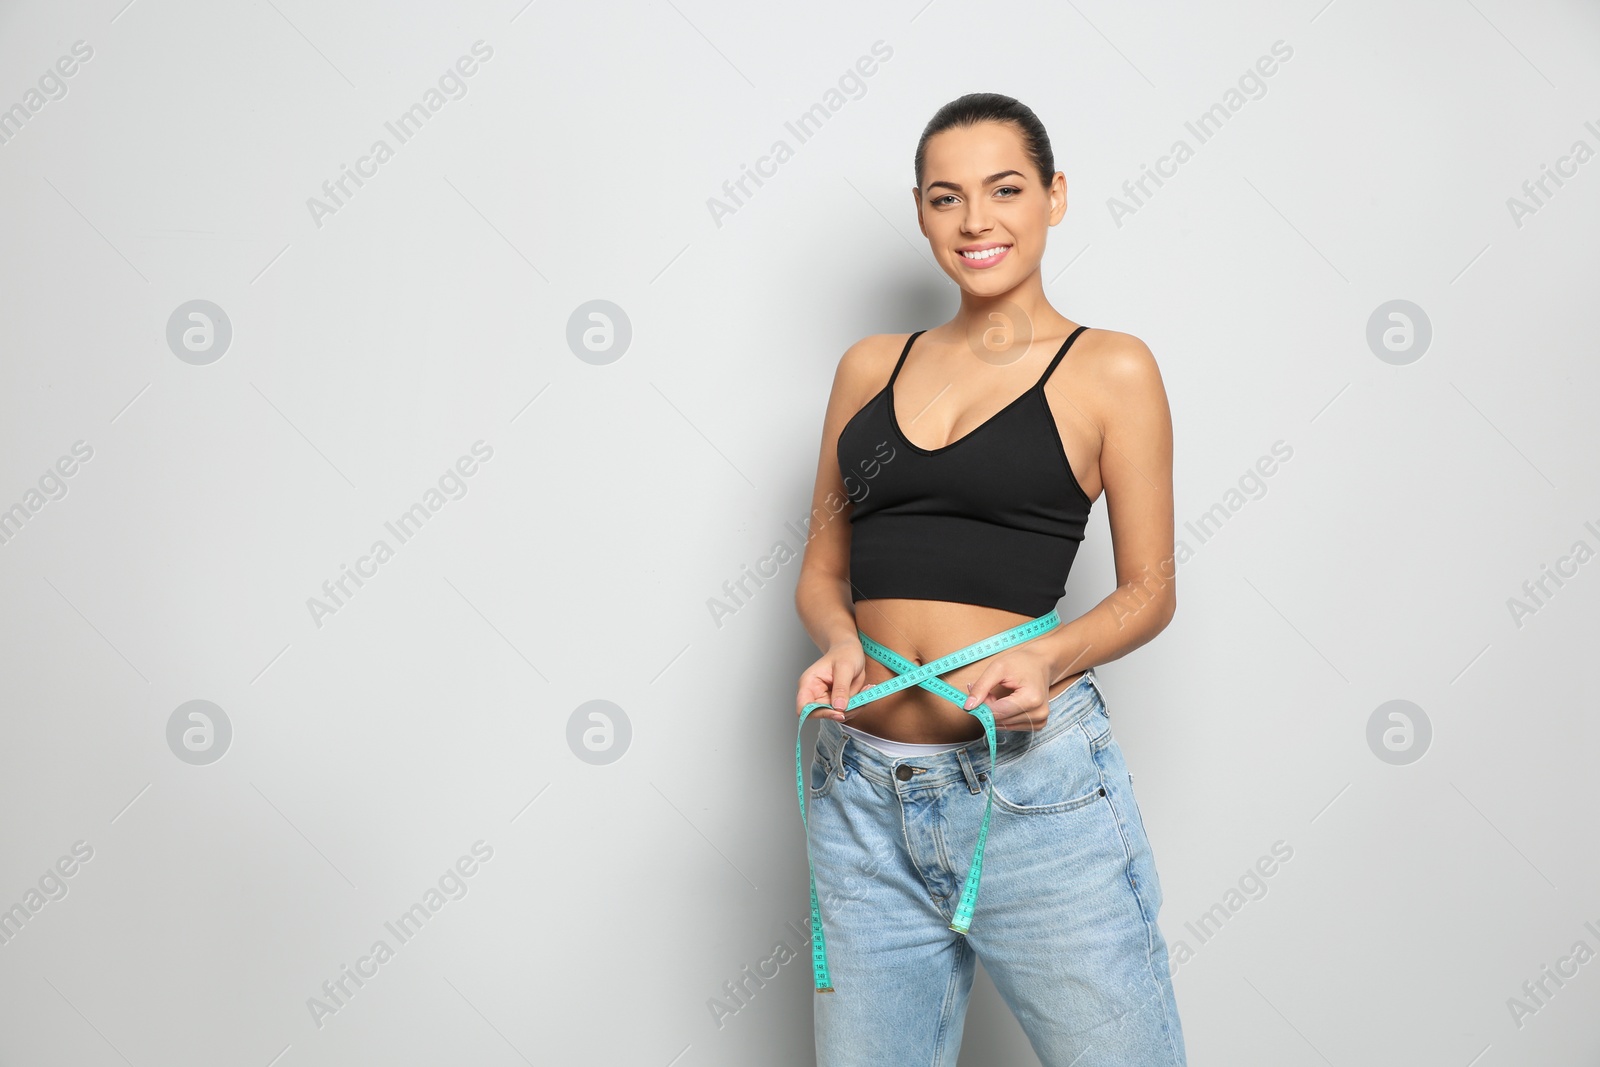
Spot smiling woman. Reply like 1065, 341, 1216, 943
791, 92, 1188, 1066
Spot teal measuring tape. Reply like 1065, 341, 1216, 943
795, 608, 1061, 993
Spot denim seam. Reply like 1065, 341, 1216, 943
1097, 750, 1184, 1066
930, 808, 957, 897
897, 793, 949, 916
1087, 677, 1183, 1064
1096, 751, 1147, 921
931, 933, 969, 1067
989, 782, 1104, 817
1086, 707, 1114, 752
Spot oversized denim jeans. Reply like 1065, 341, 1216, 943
806, 668, 1187, 1066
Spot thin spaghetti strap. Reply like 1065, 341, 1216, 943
1032, 324, 1090, 390
887, 330, 924, 387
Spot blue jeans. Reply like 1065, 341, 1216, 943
806, 668, 1187, 1066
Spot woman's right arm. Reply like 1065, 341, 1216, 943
793, 336, 884, 719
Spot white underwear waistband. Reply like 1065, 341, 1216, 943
839, 722, 972, 759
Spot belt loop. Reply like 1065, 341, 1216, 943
1085, 667, 1108, 715
955, 746, 983, 795
814, 722, 836, 778
823, 724, 844, 779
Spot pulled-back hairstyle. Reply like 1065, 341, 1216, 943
914, 92, 1055, 191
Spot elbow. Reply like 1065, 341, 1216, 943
793, 562, 833, 612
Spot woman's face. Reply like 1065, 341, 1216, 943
913, 120, 1065, 296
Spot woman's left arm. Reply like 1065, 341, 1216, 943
963, 331, 1176, 726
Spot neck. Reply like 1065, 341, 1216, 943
951, 273, 1072, 355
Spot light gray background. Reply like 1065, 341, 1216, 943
2, 0, 1597, 1064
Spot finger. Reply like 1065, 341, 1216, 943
962, 662, 1008, 711
994, 697, 1049, 732
797, 672, 830, 716
830, 674, 850, 712
983, 691, 1019, 725
964, 666, 1047, 731
798, 667, 845, 721
984, 691, 1028, 729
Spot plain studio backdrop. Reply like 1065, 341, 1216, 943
1, 0, 1598, 1064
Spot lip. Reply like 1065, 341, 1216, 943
957, 243, 1011, 269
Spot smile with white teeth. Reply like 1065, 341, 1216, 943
960, 245, 1010, 260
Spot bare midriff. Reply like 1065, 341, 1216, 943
847, 597, 1085, 744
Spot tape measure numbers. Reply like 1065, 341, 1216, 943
795, 608, 1062, 993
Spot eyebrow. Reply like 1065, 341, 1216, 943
924, 169, 1026, 193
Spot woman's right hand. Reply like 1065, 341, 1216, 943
796, 640, 866, 721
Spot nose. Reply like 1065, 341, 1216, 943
960, 198, 992, 235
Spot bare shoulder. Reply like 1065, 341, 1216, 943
831, 331, 909, 405
1074, 328, 1168, 422
1077, 327, 1163, 383
836, 331, 907, 378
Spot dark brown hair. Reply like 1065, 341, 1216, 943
914, 92, 1055, 190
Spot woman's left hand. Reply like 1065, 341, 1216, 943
960, 646, 1057, 731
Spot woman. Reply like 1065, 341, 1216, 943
793, 93, 1188, 1066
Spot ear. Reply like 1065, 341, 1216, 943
1048, 172, 1068, 226
911, 186, 927, 238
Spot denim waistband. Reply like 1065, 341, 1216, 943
815, 667, 1106, 795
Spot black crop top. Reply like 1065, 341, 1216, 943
835, 326, 1094, 617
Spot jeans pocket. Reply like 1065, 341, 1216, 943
987, 728, 1105, 815
808, 741, 839, 801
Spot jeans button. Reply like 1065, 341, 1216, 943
894, 764, 914, 781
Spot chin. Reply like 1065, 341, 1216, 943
954, 269, 1015, 293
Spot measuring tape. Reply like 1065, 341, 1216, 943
795, 608, 1062, 993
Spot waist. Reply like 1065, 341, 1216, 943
818, 668, 1104, 787
845, 597, 1078, 743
